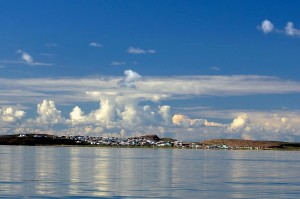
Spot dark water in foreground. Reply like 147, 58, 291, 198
0, 146, 300, 198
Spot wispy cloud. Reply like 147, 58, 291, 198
89, 42, 103, 48
111, 61, 126, 66
0, 60, 25, 65
147, 49, 156, 54
210, 66, 221, 72
127, 46, 156, 54
0, 73, 299, 106
45, 43, 58, 47
40, 53, 56, 57
16, 50, 52, 66
258, 19, 300, 37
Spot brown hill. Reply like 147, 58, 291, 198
201, 139, 286, 148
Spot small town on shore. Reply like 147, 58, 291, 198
1, 133, 300, 150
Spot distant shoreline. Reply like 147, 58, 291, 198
1, 133, 300, 150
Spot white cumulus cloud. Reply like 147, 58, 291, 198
36, 100, 63, 124
1, 96, 300, 142
259, 19, 300, 37
117, 69, 141, 88
229, 114, 248, 131
259, 19, 274, 34
0, 107, 25, 122
285, 22, 300, 36
224, 111, 300, 141
70, 106, 85, 124
159, 106, 171, 124
91, 97, 118, 124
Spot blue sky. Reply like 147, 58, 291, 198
1, 0, 300, 141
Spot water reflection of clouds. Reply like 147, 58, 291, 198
35, 147, 53, 195
224, 151, 298, 198
0, 147, 23, 195
1, 147, 300, 198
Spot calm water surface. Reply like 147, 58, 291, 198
0, 146, 300, 198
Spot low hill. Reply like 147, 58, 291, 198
201, 139, 300, 149
0, 134, 76, 145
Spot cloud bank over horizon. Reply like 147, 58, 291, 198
2, 98, 300, 142
0, 70, 300, 141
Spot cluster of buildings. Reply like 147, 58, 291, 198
65, 135, 218, 148
66, 135, 265, 149
15, 133, 271, 150
202, 144, 261, 150
65, 134, 177, 147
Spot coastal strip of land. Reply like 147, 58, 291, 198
0, 134, 300, 150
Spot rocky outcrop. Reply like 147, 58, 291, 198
134, 134, 161, 141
